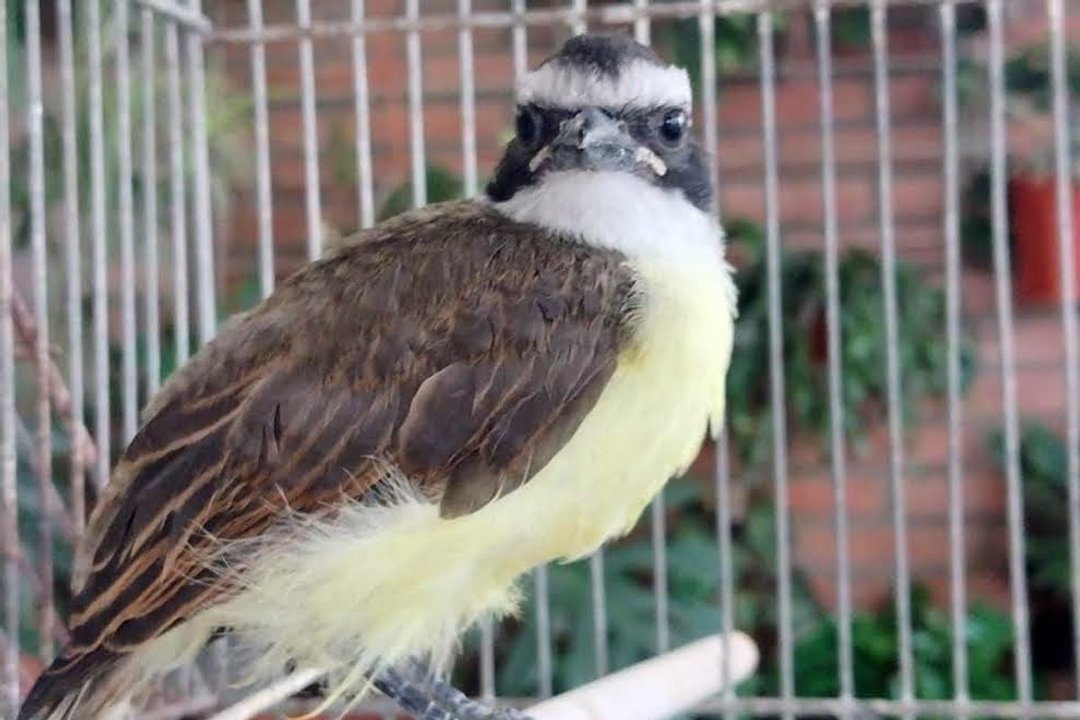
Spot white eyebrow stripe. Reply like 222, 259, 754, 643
516, 59, 692, 109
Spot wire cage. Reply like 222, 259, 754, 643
2, 0, 1080, 718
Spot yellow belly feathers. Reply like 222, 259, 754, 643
134, 256, 734, 707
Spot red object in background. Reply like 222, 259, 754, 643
1009, 175, 1080, 307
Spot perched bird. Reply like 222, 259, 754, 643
19, 32, 736, 720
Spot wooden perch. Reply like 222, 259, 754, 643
526, 632, 759, 720
204, 632, 759, 720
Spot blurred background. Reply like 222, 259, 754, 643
4, 0, 1080, 717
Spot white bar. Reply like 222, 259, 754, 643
406, 0, 427, 208
511, 0, 528, 83
633, 0, 651, 44
187, 0, 218, 346
351, 0, 375, 229
87, 0, 112, 487
870, 1, 914, 710
165, 20, 190, 366
939, 0, 970, 705
248, 0, 276, 297
26, 0, 55, 661
117, 0, 139, 442
986, 0, 1033, 703
1, 0, 19, 711
571, 0, 587, 34
1047, 0, 1080, 697
526, 633, 759, 720
459, 0, 478, 197
141, 8, 163, 397
57, 0, 86, 532
297, 0, 323, 259
814, 1, 854, 711
758, 12, 793, 719
590, 549, 608, 678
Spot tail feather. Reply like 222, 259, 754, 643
18, 654, 133, 720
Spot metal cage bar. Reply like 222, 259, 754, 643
5, 1, 1080, 718
0, 0, 16, 713
814, 3, 855, 716
987, 0, 1035, 704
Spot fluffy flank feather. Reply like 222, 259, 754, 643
190, 470, 523, 712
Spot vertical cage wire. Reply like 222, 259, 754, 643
296, 0, 322, 261
871, 1, 916, 714
757, 11, 795, 720
351, 0, 375, 231
165, 16, 191, 367
88, 0, 112, 491
141, 7, 163, 400
188, 0, 217, 345
247, 0, 275, 298
987, 0, 1035, 704
24, 0, 54, 663
9, 1, 1080, 718
0, 0, 16, 713
57, 0, 86, 536
117, 0, 140, 444
814, 3, 855, 716
406, 0, 428, 209
940, 0, 971, 708
1047, 0, 1080, 697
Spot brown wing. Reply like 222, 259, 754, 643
18, 201, 637, 719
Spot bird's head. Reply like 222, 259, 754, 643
486, 33, 710, 213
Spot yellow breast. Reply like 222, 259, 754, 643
153, 256, 735, 706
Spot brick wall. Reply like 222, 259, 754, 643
210, 1, 1078, 613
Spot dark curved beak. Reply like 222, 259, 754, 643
530, 107, 666, 176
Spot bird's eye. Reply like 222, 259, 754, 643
659, 109, 688, 145
516, 107, 542, 147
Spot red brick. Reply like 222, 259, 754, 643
908, 523, 953, 572
980, 313, 1068, 368
789, 468, 887, 522
892, 172, 943, 221
962, 270, 997, 316
718, 77, 872, 132
266, 55, 402, 98
720, 173, 876, 227
889, 74, 939, 121
967, 364, 1067, 418
793, 522, 840, 569
753, 124, 945, 173
716, 133, 763, 176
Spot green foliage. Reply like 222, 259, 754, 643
1000, 42, 1080, 115
473, 475, 1017, 715
659, 13, 790, 93
989, 423, 1074, 594
377, 166, 465, 222
957, 41, 1080, 178
6, 6, 250, 256
469, 481, 821, 699
779, 585, 1016, 714
959, 166, 1003, 272
986, 422, 1077, 673
725, 221, 977, 471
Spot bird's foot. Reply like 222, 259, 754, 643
375, 662, 533, 720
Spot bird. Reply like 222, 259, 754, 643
18, 32, 737, 720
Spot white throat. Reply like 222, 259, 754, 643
491, 170, 724, 267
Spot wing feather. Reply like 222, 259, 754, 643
19, 201, 638, 719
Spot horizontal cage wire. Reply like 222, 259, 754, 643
1, 0, 1080, 718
